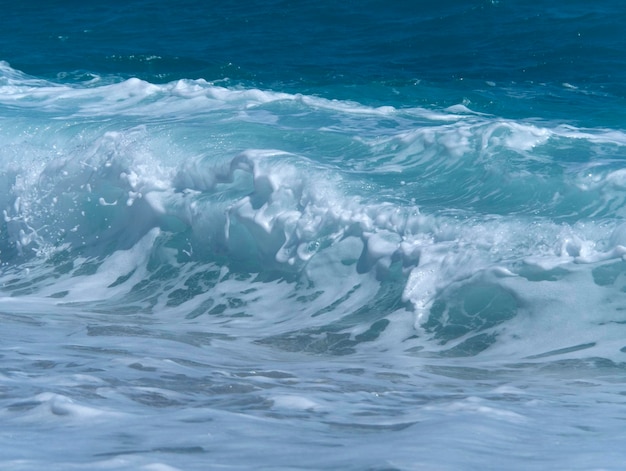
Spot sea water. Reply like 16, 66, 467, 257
2, 1, 626, 469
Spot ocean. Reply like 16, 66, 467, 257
2, 1, 626, 469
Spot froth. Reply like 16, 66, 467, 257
3, 62, 626, 359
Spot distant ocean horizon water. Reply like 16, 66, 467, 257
2, 2, 626, 470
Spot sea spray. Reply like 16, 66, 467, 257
2, 13, 626, 464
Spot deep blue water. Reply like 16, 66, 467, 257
4, 1, 626, 121
2, 2, 626, 470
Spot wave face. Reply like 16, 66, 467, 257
3, 62, 626, 359
2, 2, 626, 468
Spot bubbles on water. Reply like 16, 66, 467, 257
2, 62, 626, 362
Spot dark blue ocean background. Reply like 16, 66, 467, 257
2, 1, 626, 470
3, 0, 626, 122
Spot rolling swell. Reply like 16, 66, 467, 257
2, 63, 626, 359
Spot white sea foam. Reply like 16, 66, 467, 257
2, 2, 626, 464
2, 61, 626, 366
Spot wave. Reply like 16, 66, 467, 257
2, 62, 626, 360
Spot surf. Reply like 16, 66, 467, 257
2, 63, 626, 363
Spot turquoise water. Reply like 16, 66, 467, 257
2, 2, 626, 470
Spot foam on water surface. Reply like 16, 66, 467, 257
3, 62, 626, 356
3, 61, 626, 469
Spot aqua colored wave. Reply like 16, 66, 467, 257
2, 63, 626, 360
